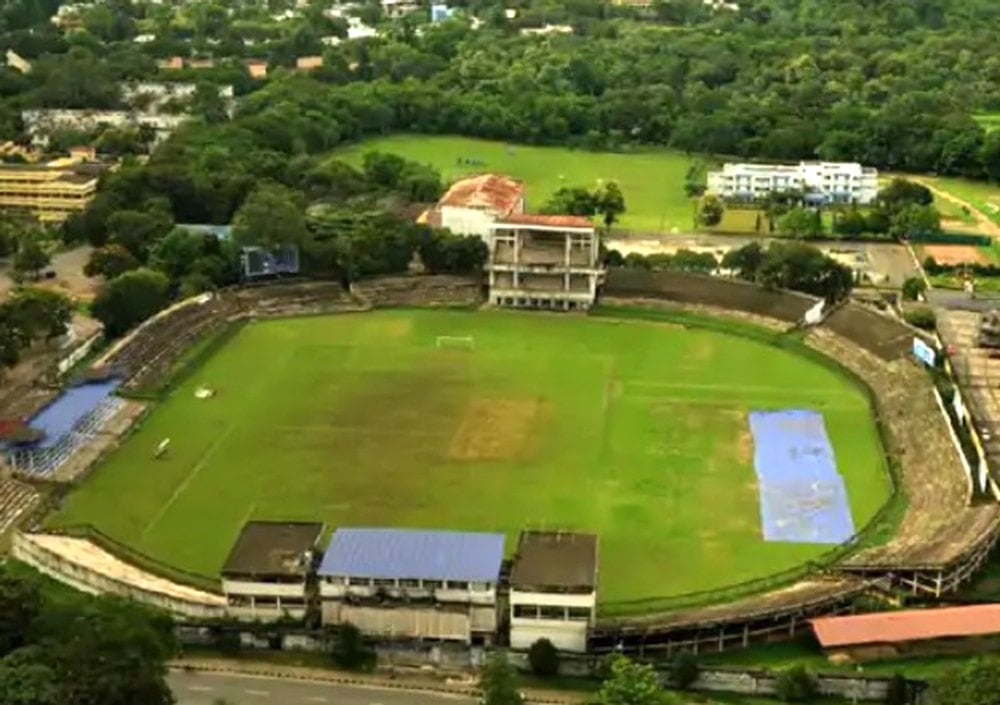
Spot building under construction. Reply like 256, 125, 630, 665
487, 214, 603, 311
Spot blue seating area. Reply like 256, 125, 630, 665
4, 379, 122, 477
20, 379, 120, 449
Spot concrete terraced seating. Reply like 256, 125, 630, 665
807, 327, 1000, 572
102, 296, 241, 392
821, 303, 913, 361
0, 478, 39, 535
232, 281, 356, 316
603, 269, 817, 323
354, 275, 483, 307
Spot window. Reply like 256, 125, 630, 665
399, 579, 421, 588
254, 597, 278, 606
326, 577, 345, 585
281, 597, 305, 606
374, 578, 396, 587
471, 582, 490, 592
423, 580, 443, 589
513, 604, 537, 619
540, 606, 565, 620
347, 577, 371, 587
568, 607, 591, 621
447, 581, 469, 590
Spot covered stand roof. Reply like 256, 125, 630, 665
318, 527, 505, 582
221, 521, 324, 579
811, 605, 1000, 648
510, 531, 598, 592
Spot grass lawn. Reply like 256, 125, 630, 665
51, 309, 888, 610
921, 175, 1000, 227
330, 135, 696, 233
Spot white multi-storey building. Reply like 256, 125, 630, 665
487, 214, 603, 311
318, 528, 505, 645
509, 531, 598, 653
707, 162, 879, 204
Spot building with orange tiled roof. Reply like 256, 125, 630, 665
434, 173, 525, 238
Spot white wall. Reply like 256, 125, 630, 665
440, 206, 498, 239
13, 533, 225, 620
322, 602, 475, 642
320, 577, 496, 605
510, 620, 588, 653
222, 578, 306, 599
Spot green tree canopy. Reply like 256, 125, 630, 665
91, 268, 170, 338
232, 181, 309, 249
481, 652, 522, 705
598, 656, 675, 705
85, 244, 140, 279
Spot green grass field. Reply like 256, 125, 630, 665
51, 309, 889, 609
921, 175, 1000, 227
331, 135, 696, 233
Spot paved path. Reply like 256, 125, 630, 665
170, 670, 477, 705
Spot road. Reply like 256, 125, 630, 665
169, 670, 477, 705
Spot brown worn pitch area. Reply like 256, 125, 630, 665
448, 398, 548, 460
921, 244, 990, 266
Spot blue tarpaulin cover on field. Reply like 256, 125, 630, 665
24, 379, 120, 449
748, 410, 855, 544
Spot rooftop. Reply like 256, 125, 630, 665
438, 174, 524, 215
221, 521, 323, 579
496, 213, 594, 229
317, 527, 505, 582
510, 531, 598, 591
811, 605, 1000, 648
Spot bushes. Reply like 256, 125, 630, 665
667, 652, 699, 690
527, 638, 559, 677
904, 307, 937, 330
774, 665, 818, 703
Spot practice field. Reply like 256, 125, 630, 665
331, 135, 696, 233
51, 309, 889, 609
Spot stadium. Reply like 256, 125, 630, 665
5, 269, 1000, 655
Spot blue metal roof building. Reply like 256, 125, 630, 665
318, 528, 505, 583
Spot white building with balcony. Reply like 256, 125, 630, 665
317, 528, 505, 645
509, 531, 598, 653
707, 161, 879, 204
220, 521, 323, 621
420, 173, 525, 239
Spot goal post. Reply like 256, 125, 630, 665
435, 335, 475, 350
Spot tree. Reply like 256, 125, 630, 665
84, 245, 139, 279
417, 229, 488, 274
721, 241, 765, 280
668, 652, 699, 690
684, 160, 708, 197
0, 575, 41, 657
8, 288, 72, 341
0, 649, 60, 705
527, 638, 559, 678
696, 195, 724, 227
232, 182, 309, 249
669, 249, 717, 273
833, 207, 868, 237
902, 276, 928, 301
889, 204, 942, 239
598, 656, 673, 705
105, 209, 174, 261
542, 187, 598, 216
594, 181, 625, 230
481, 652, 522, 705
777, 207, 824, 238
885, 673, 910, 705
878, 178, 934, 213
904, 307, 937, 330
12, 239, 50, 282
927, 657, 1000, 705
774, 665, 817, 703
91, 269, 170, 338
330, 623, 374, 671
